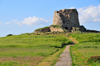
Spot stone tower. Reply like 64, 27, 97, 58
53, 9, 80, 31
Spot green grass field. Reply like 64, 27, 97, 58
70, 33, 100, 66
0, 33, 72, 66
1, 32, 100, 66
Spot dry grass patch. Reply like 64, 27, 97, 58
0, 56, 44, 66
68, 36, 78, 44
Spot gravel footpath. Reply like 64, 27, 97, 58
54, 45, 73, 66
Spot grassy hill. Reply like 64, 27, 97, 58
0, 33, 72, 66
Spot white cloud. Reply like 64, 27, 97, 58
5, 22, 10, 25
2, 16, 49, 26
17, 22, 23, 26
11, 20, 17, 22
78, 4, 100, 23
0, 22, 2, 24
70, 7, 76, 9
21, 16, 49, 26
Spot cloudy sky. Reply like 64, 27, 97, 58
0, 0, 100, 37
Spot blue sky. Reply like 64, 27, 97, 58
0, 0, 100, 37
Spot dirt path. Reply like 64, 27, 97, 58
68, 36, 78, 44
54, 45, 73, 66
54, 35, 78, 66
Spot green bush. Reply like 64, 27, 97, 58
7, 34, 13, 36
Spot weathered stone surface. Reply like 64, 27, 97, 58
53, 9, 80, 31
53, 11, 63, 26
50, 26, 64, 32
41, 27, 50, 32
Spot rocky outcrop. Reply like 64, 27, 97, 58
53, 9, 80, 31
79, 26, 86, 32
34, 26, 64, 33
50, 26, 64, 32
34, 27, 50, 33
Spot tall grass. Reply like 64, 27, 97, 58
71, 33, 100, 42
70, 33, 100, 66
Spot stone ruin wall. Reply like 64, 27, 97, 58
53, 9, 80, 31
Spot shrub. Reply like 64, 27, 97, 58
7, 34, 13, 36
87, 56, 100, 63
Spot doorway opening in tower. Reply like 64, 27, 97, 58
65, 27, 68, 30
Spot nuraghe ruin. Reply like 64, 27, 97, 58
34, 9, 100, 33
